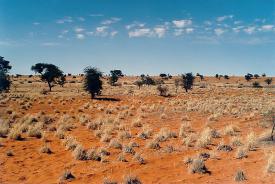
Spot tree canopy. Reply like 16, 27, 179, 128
31, 63, 65, 91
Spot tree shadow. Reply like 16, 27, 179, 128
94, 97, 120, 102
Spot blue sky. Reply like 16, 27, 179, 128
0, 0, 275, 76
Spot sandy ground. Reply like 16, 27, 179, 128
0, 76, 274, 184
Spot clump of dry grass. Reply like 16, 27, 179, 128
224, 124, 239, 136
138, 127, 152, 139
6, 150, 14, 157
230, 136, 243, 147
123, 175, 142, 184
72, 144, 87, 160
183, 156, 193, 165
117, 153, 127, 162
133, 152, 146, 165
234, 170, 246, 182
27, 125, 43, 138
146, 140, 161, 150
109, 139, 122, 149
60, 170, 75, 182
196, 127, 212, 148
188, 157, 210, 174
235, 147, 248, 159
40, 144, 52, 154
103, 178, 118, 184
266, 153, 275, 173
100, 134, 112, 143
123, 145, 136, 155
0, 120, 9, 137
63, 136, 78, 151
154, 128, 177, 142
8, 126, 22, 140
78, 114, 90, 126
118, 131, 132, 140
217, 140, 233, 152
87, 120, 101, 130
86, 148, 101, 161
182, 133, 196, 147
246, 132, 257, 151
131, 119, 142, 128
55, 129, 65, 139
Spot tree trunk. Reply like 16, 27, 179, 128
47, 82, 52, 92
271, 116, 275, 141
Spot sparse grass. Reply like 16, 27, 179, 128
235, 147, 248, 159
60, 170, 75, 182
8, 127, 22, 140
86, 148, 101, 161
40, 144, 52, 154
0, 120, 9, 137
230, 136, 243, 147
196, 127, 212, 148
246, 132, 257, 151
109, 139, 122, 149
117, 153, 127, 162
266, 153, 275, 173
133, 152, 146, 164
217, 140, 233, 152
27, 126, 42, 138
6, 150, 14, 157
72, 144, 87, 160
224, 124, 239, 136
188, 157, 210, 174
63, 136, 78, 151
146, 140, 161, 150
123, 175, 142, 184
234, 170, 246, 182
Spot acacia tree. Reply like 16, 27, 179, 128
0, 56, 12, 92
265, 78, 272, 85
109, 70, 123, 86
182, 73, 195, 92
31, 63, 65, 91
83, 67, 102, 99
245, 73, 253, 81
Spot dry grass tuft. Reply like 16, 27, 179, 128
123, 175, 142, 184
234, 170, 246, 182
188, 157, 210, 174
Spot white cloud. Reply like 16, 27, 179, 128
216, 15, 234, 22
129, 28, 153, 38
76, 34, 85, 39
261, 24, 274, 31
243, 26, 256, 34
33, 22, 40, 25
101, 17, 121, 25
56, 16, 73, 24
110, 31, 118, 37
234, 21, 242, 25
174, 29, 185, 36
172, 19, 192, 28
75, 27, 85, 33
78, 17, 85, 21
232, 26, 244, 33
204, 21, 212, 26
186, 28, 194, 34
125, 22, 145, 30
94, 26, 109, 37
154, 27, 166, 38
214, 28, 225, 36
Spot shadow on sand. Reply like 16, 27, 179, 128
94, 97, 120, 102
